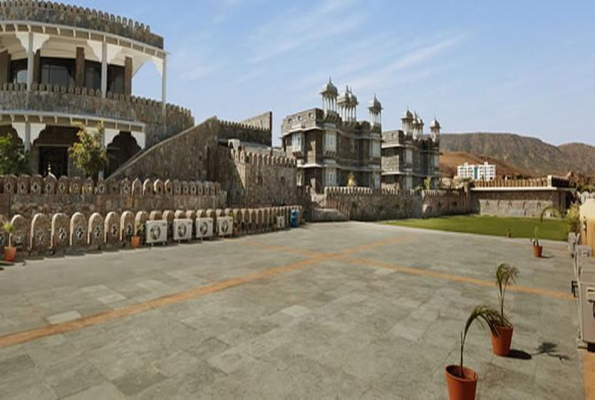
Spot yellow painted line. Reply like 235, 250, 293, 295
586, 350, 595, 400
0, 255, 333, 349
344, 257, 574, 301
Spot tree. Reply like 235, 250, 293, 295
424, 177, 433, 191
0, 135, 30, 175
68, 122, 108, 181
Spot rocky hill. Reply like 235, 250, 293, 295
440, 133, 594, 177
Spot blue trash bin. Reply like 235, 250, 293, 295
290, 209, 299, 228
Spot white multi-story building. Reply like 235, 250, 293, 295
457, 162, 496, 181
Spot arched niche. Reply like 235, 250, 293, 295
106, 131, 141, 176
32, 125, 80, 178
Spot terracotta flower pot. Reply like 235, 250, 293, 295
131, 236, 141, 249
491, 326, 514, 357
446, 365, 478, 400
533, 245, 543, 258
4, 247, 16, 262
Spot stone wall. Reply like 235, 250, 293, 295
219, 120, 272, 147
318, 187, 473, 221
0, 84, 195, 148
217, 146, 298, 207
240, 112, 273, 132
108, 118, 218, 182
471, 189, 571, 218
0, 0, 164, 48
0, 174, 225, 218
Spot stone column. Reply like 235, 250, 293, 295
124, 56, 132, 96
0, 51, 10, 84
101, 42, 108, 98
75, 47, 85, 88
27, 32, 34, 90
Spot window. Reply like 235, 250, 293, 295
324, 131, 337, 152
84, 61, 102, 91
405, 149, 413, 164
405, 176, 413, 190
324, 168, 337, 187
40, 58, 75, 87
10, 59, 27, 84
369, 141, 381, 158
292, 133, 304, 153
108, 65, 125, 94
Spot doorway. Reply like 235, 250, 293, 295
39, 147, 68, 177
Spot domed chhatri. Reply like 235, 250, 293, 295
368, 95, 383, 111
430, 118, 442, 130
320, 77, 338, 96
0, 0, 193, 178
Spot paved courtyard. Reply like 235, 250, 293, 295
0, 222, 590, 399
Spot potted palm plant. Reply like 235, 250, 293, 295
491, 263, 519, 356
531, 226, 542, 258
446, 305, 503, 400
131, 221, 144, 249
4, 222, 16, 262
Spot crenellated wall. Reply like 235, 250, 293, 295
240, 111, 273, 133
219, 120, 272, 147
0, 0, 164, 48
0, 174, 225, 218
0, 84, 195, 147
217, 146, 297, 207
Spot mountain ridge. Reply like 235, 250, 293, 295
440, 132, 594, 177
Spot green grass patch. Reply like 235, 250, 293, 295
384, 215, 568, 241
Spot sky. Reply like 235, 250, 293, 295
76, 0, 595, 146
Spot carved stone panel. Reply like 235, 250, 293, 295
182, 181, 189, 196
143, 179, 153, 196
83, 177, 94, 195
17, 175, 30, 195
51, 213, 70, 253
164, 180, 173, 196
4, 175, 17, 194
109, 179, 119, 195
132, 178, 142, 196
96, 178, 107, 195
70, 177, 82, 195
30, 175, 43, 195
10, 215, 29, 250
44, 173, 57, 195
153, 180, 165, 196
189, 182, 197, 196
120, 178, 131, 196
173, 180, 182, 196
57, 176, 69, 194
88, 213, 104, 250
120, 211, 135, 241
104, 212, 121, 247
70, 213, 87, 249
196, 182, 204, 196
30, 214, 51, 254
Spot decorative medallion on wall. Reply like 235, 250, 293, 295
110, 224, 118, 238
125, 223, 133, 237
58, 182, 66, 194
94, 226, 102, 239
35, 229, 45, 244
76, 227, 85, 240
58, 228, 67, 243
31, 182, 40, 194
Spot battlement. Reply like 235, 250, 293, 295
324, 187, 419, 197
219, 120, 271, 134
0, 83, 192, 118
229, 148, 297, 168
0, 0, 164, 49
219, 118, 272, 147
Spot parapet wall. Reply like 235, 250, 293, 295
219, 119, 272, 147
0, 84, 195, 147
321, 187, 473, 221
474, 176, 571, 189
0, 0, 164, 48
217, 147, 297, 207
0, 174, 225, 218
240, 112, 273, 132
0, 205, 303, 258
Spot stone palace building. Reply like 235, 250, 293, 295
0, 1, 193, 177
281, 80, 383, 193
381, 110, 441, 190
281, 79, 441, 192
